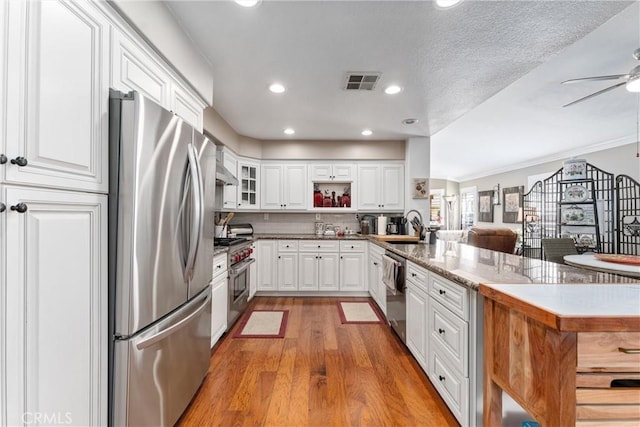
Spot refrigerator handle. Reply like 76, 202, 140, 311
135, 291, 211, 350
184, 144, 202, 281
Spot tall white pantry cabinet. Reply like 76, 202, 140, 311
1, 1, 109, 425
1, 1, 207, 425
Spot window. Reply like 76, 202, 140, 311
460, 186, 477, 229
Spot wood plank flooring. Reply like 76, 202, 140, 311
178, 297, 459, 426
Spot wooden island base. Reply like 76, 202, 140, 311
480, 284, 640, 427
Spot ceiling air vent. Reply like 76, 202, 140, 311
344, 72, 381, 90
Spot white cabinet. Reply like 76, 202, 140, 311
111, 23, 204, 132
357, 163, 404, 211
211, 253, 228, 348
221, 149, 238, 210
310, 163, 354, 181
256, 240, 277, 291
211, 253, 228, 344
298, 240, 340, 291
339, 241, 367, 291
110, 26, 171, 108
406, 262, 430, 371
237, 159, 260, 210
171, 84, 205, 132
2, 185, 107, 426
277, 240, 298, 291
261, 163, 307, 210
4, 0, 109, 193
427, 271, 470, 425
368, 243, 385, 314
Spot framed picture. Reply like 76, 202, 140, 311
502, 186, 523, 223
478, 190, 494, 222
413, 178, 427, 199
563, 158, 587, 180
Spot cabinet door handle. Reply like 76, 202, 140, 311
619, 347, 640, 354
411, 273, 417, 277
439, 289, 446, 295
10, 156, 28, 167
373, 262, 378, 266
278, 256, 281, 259
438, 328, 445, 334
10, 203, 28, 213
0, 154, 6, 164
0, 203, 5, 213
318, 256, 322, 259
438, 375, 445, 382
317, 245, 321, 248
340, 256, 343, 259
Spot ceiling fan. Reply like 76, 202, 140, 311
562, 47, 640, 107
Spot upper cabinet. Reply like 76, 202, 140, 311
310, 163, 354, 182
220, 148, 238, 210
4, 0, 109, 193
261, 162, 307, 210
237, 158, 260, 210
357, 163, 404, 211
110, 24, 205, 131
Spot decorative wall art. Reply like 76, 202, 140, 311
478, 190, 494, 222
563, 158, 587, 180
413, 178, 428, 199
503, 186, 524, 223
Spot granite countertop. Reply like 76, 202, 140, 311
374, 240, 640, 290
213, 247, 229, 256
246, 234, 639, 289
480, 283, 640, 331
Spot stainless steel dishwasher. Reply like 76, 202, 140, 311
382, 250, 406, 343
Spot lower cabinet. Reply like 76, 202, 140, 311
339, 241, 366, 291
368, 243, 385, 314
299, 252, 340, 291
256, 240, 277, 291
277, 240, 299, 291
406, 279, 429, 371
427, 271, 471, 426
211, 253, 228, 348
2, 185, 107, 426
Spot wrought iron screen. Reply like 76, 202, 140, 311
615, 174, 640, 255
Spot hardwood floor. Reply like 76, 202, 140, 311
178, 297, 459, 426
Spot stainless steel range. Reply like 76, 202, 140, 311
215, 237, 254, 328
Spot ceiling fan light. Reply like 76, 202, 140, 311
626, 65, 640, 92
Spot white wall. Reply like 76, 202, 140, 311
459, 142, 640, 228
110, 0, 214, 104
405, 137, 430, 226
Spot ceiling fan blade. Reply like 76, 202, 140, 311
561, 74, 626, 84
562, 81, 627, 107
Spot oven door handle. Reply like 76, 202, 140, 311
230, 258, 255, 276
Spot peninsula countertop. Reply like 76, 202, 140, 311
251, 234, 639, 289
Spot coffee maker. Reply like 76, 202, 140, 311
387, 216, 407, 235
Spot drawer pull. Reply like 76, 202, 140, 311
439, 289, 446, 295
438, 375, 445, 382
618, 347, 640, 354
611, 379, 640, 388
411, 273, 417, 277
438, 328, 445, 334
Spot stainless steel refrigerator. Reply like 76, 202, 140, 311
108, 90, 215, 426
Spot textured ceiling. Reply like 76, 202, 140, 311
166, 0, 637, 181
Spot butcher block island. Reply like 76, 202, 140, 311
480, 284, 640, 427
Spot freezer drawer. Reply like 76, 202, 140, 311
113, 287, 211, 426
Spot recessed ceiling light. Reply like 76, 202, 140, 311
284, 128, 295, 135
269, 83, 286, 93
435, 0, 463, 9
361, 129, 373, 136
402, 118, 419, 125
235, 0, 261, 7
384, 85, 402, 95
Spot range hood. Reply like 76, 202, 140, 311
215, 156, 238, 186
